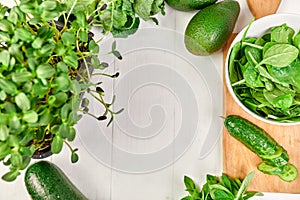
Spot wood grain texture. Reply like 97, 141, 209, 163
222, 34, 300, 193
246, 0, 282, 19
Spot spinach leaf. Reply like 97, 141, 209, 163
229, 42, 242, 83
260, 44, 298, 67
293, 31, 300, 49
244, 63, 264, 88
271, 23, 295, 44
245, 46, 262, 66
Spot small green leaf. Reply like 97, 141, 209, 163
0, 19, 14, 32
52, 92, 68, 107
15, 28, 34, 42
7, 7, 18, 24
0, 32, 10, 42
15, 92, 31, 111
0, 142, 10, 160
51, 135, 63, 154
23, 110, 38, 123
78, 29, 88, 42
62, 32, 76, 45
20, 155, 31, 170
112, 40, 116, 51
59, 123, 70, 139
32, 37, 43, 49
36, 64, 55, 79
53, 74, 70, 92
2, 170, 20, 182
112, 50, 122, 60
0, 79, 17, 95
56, 62, 69, 73
0, 125, 9, 141
9, 44, 24, 63
41, 0, 57, 11
39, 42, 55, 56
0, 91, 6, 101
37, 26, 53, 39
9, 115, 21, 130
12, 71, 32, 83
61, 104, 71, 121
63, 52, 78, 68
8, 135, 20, 147
88, 40, 99, 53
0, 50, 10, 67
32, 81, 50, 96
10, 152, 22, 168
55, 42, 66, 56
38, 108, 53, 126
71, 151, 79, 163
68, 127, 76, 141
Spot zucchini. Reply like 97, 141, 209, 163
224, 115, 298, 182
25, 161, 88, 200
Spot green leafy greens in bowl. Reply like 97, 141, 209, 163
225, 14, 300, 125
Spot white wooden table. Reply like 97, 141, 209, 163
1, 0, 300, 199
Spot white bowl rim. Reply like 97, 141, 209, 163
225, 13, 300, 126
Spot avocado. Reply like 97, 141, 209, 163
165, 0, 217, 11
184, 0, 240, 56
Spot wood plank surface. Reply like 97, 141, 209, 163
222, 35, 300, 193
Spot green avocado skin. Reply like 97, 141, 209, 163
25, 161, 88, 200
184, 0, 240, 55
165, 0, 217, 11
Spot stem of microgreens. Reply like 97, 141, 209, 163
64, 0, 78, 30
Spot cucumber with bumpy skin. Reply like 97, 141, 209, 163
224, 115, 288, 166
25, 161, 88, 200
224, 115, 298, 182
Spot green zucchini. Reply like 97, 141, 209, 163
224, 115, 298, 182
25, 161, 88, 200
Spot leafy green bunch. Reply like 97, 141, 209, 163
182, 171, 262, 200
0, 0, 124, 181
68, 0, 165, 38
229, 20, 300, 122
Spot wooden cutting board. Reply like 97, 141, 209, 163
222, 1, 300, 194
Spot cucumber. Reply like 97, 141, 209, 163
224, 115, 288, 167
277, 164, 298, 182
224, 115, 298, 182
25, 161, 88, 200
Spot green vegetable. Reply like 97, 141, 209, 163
184, 0, 240, 55
181, 171, 262, 200
224, 115, 298, 182
25, 161, 88, 200
72, 0, 165, 38
228, 22, 300, 122
165, 0, 217, 11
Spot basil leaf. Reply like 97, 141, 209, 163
234, 171, 255, 200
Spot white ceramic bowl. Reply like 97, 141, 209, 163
225, 13, 300, 126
